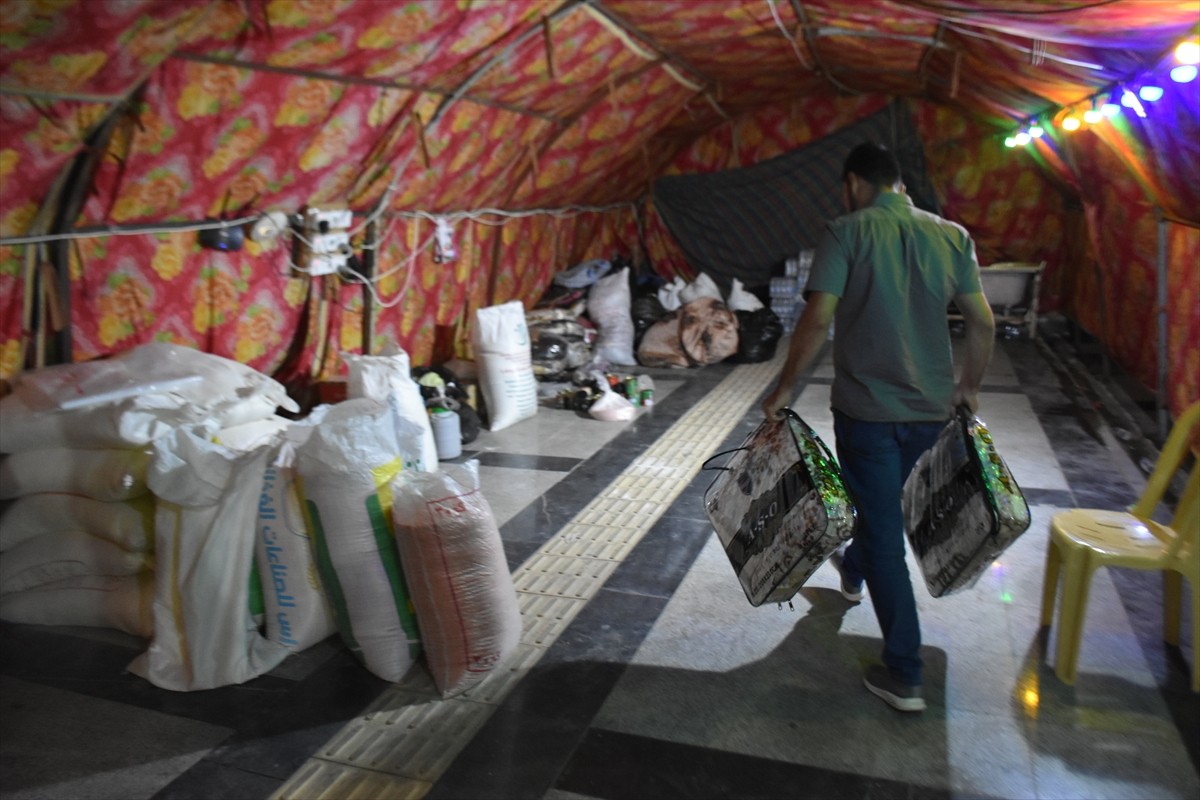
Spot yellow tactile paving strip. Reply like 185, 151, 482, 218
271, 350, 785, 800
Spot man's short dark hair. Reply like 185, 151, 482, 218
842, 142, 902, 187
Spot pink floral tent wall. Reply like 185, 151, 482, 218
0, 0, 1196, 416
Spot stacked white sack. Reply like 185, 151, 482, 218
0, 448, 155, 636
217, 414, 338, 654
294, 397, 425, 681
0, 343, 299, 669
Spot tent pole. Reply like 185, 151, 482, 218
1154, 208, 1168, 441
362, 219, 377, 355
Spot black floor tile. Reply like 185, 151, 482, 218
151, 759, 282, 800
426, 660, 629, 800
555, 728, 951, 800
604, 514, 714, 599
539, 587, 668, 666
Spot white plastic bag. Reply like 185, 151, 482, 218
587, 373, 637, 422
727, 278, 765, 312
473, 301, 538, 432
657, 276, 686, 312
391, 462, 521, 697
678, 272, 723, 304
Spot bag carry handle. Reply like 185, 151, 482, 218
701, 447, 747, 471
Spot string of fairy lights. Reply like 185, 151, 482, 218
1004, 35, 1198, 148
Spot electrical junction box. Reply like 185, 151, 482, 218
297, 206, 353, 276
304, 207, 353, 233
304, 231, 352, 276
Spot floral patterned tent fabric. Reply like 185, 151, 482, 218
0, 0, 1196, 415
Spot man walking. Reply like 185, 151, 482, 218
761, 142, 995, 712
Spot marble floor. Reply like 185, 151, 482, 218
0, 334, 1196, 800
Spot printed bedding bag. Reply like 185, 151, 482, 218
902, 407, 1031, 597
703, 410, 856, 606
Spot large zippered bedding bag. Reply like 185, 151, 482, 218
703, 410, 856, 606
902, 407, 1031, 597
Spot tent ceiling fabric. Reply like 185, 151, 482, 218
2, 0, 1196, 219
0, 0, 1196, 416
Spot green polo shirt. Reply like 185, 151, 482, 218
806, 191, 982, 422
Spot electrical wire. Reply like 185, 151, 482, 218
902, 0, 1122, 15
0, 215, 260, 247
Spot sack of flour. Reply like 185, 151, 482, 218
473, 301, 538, 432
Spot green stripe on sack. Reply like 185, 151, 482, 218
364, 493, 422, 658
295, 476, 362, 661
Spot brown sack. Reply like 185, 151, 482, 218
636, 312, 689, 368
680, 297, 739, 366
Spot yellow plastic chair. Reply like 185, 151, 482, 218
1039, 401, 1200, 690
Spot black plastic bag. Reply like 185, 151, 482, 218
728, 308, 784, 363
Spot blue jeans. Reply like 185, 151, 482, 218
834, 410, 945, 686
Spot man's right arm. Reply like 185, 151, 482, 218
760, 291, 838, 419
951, 290, 994, 411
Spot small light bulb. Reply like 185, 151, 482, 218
1101, 102, 1121, 117
1176, 39, 1200, 66
1171, 65, 1198, 83
1014, 131, 1031, 145
1029, 123, 1044, 138
1121, 90, 1147, 118
1083, 108, 1102, 124
1139, 85, 1164, 102
1061, 116, 1081, 131
1004, 136, 1017, 148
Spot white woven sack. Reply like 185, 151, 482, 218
391, 461, 521, 697
0, 573, 153, 637
344, 349, 438, 471
129, 426, 289, 691
0, 448, 150, 502
255, 463, 336, 652
0, 493, 153, 553
587, 267, 636, 365
0, 531, 150, 596
473, 301, 538, 432
294, 397, 423, 681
